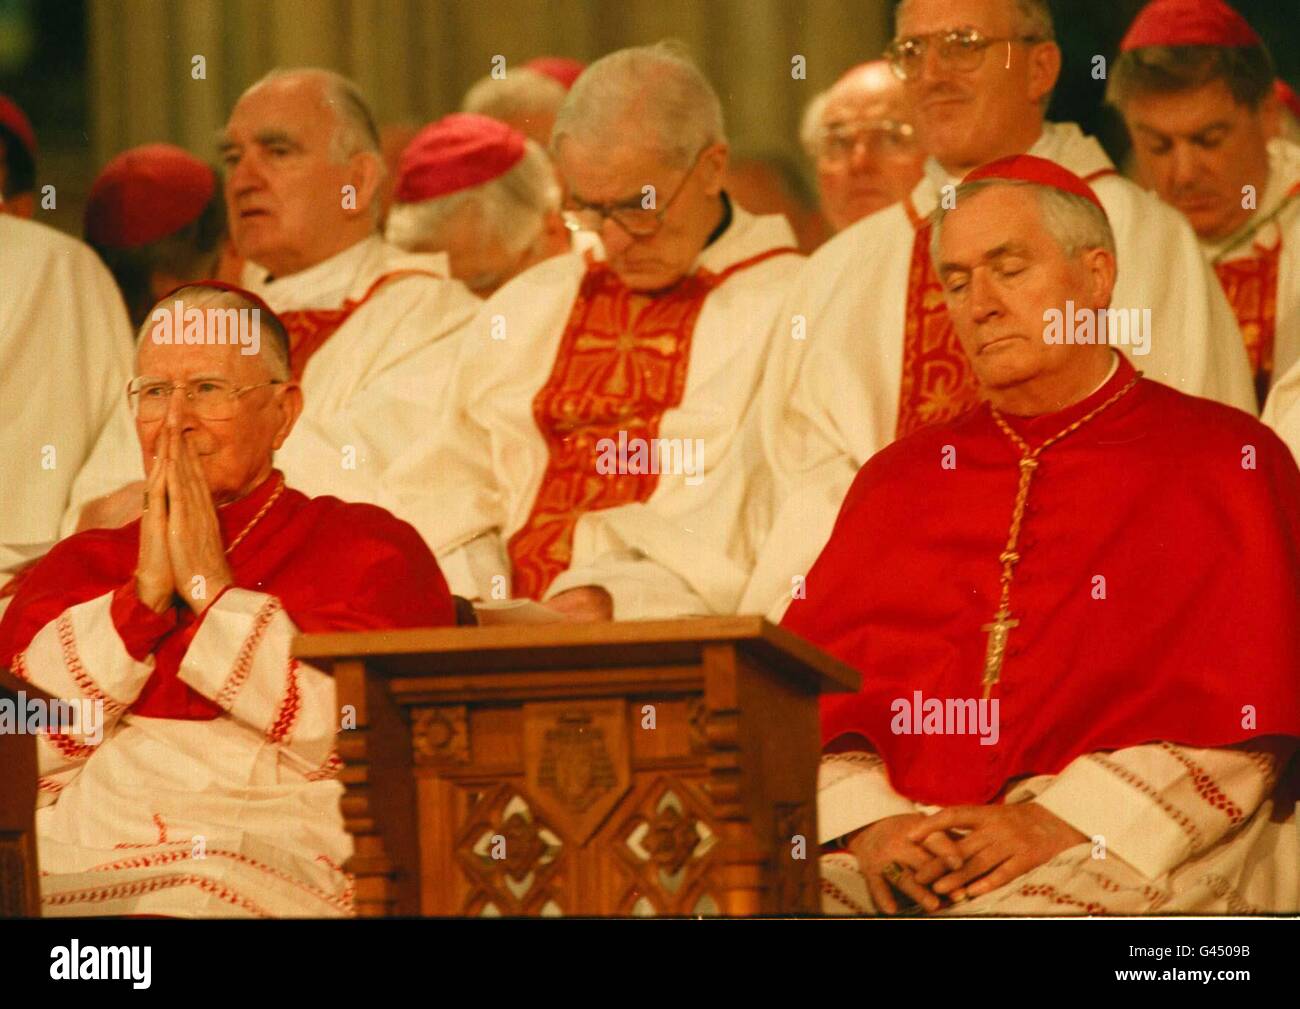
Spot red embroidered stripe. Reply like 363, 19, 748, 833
1091, 753, 1205, 852
42, 873, 271, 917
266, 659, 302, 745
40, 731, 97, 761
55, 613, 126, 714
1015, 882, 1108, 914
215, 597, 282, 708
1158, 743, 1245, 826
81, 847, 352, 914
306, 749, 344, 781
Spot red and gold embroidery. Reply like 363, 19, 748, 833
507, 248, 797, 599
277, 269, 440, 380
1214, 242, 1281, 409
895, 221, 981, 438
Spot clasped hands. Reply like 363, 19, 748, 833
135, 426, 234, 616
844, 803, 1088, 914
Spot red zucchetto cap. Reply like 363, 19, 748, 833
85, 144, 216, 248
524, 56, 586, 90
1120, 0, 1263, 51
0, 94, 36, 157
963, 155, 1108, 218
394, 113, 527, 203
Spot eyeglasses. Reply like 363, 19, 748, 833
563, 150, 703, 239
886, 27, 1045, 81
127, 377, 283, 421
817, 119, 918, 164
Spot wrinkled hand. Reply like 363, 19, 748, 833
164, 426, 233, 615
845, 813, 964, 915
543, 586, 614, 622
76, 480, 147, 533
908, 802, 1088, 902
135, 445, 174, 613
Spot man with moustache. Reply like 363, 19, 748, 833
742, 0, 1254, 621
783, 157, 1300, 915
0, 284, 457, 917
62, 68, 480, 535
1109, 0, 1300, 411
391, 43, 802, 619
800, 61, 928, 233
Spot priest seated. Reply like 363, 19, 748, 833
0, 283, 457, 917
783, 157, 1300, 915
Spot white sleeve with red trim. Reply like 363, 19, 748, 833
1029, 740, 1292, 881
177, 587, 337, 773
817, 751, 921, 845
11, 591, 151, 794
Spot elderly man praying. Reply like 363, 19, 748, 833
0, 284, 457, 917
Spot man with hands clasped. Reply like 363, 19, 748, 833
0, 283, 458, 917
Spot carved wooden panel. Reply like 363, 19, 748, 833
610, 775, 721, 916
523, 700, 630, 845
455, 784, 567, 916
411, 705, 468, 767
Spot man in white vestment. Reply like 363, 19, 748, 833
0, 215, 133, 585
0, 284, 457, 917
62, 68, 480, 535
390, 43, 803, 620
741, 0, 1255, 621
1107, 0, 1300, 412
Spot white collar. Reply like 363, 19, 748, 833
242, 235, 385, 311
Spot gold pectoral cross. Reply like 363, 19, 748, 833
980, 608, 1019, 699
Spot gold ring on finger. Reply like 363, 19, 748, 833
883, 861, 904, 883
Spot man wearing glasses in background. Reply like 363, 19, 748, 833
386, 41, 803, 621
741, 0, 1255, 621
800, 60, 928, 234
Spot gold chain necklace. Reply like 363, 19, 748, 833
979, 371, 1142, 699
223, 476, 286, 556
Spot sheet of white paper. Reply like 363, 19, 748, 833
471, 599, 566, 625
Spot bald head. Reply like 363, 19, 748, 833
805, 60, 926, 230
242, 69, 382, 162
221, 69, 385, 277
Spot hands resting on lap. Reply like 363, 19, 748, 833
842, 803, 1088, 914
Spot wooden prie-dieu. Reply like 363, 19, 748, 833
293, 617, 858, 917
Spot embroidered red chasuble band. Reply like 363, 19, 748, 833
896, 218, 980, 438
1215, 245, 1281, 409
507, 247, 798, 599
895, 168, 1118, 439
276, 269, 440, 380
